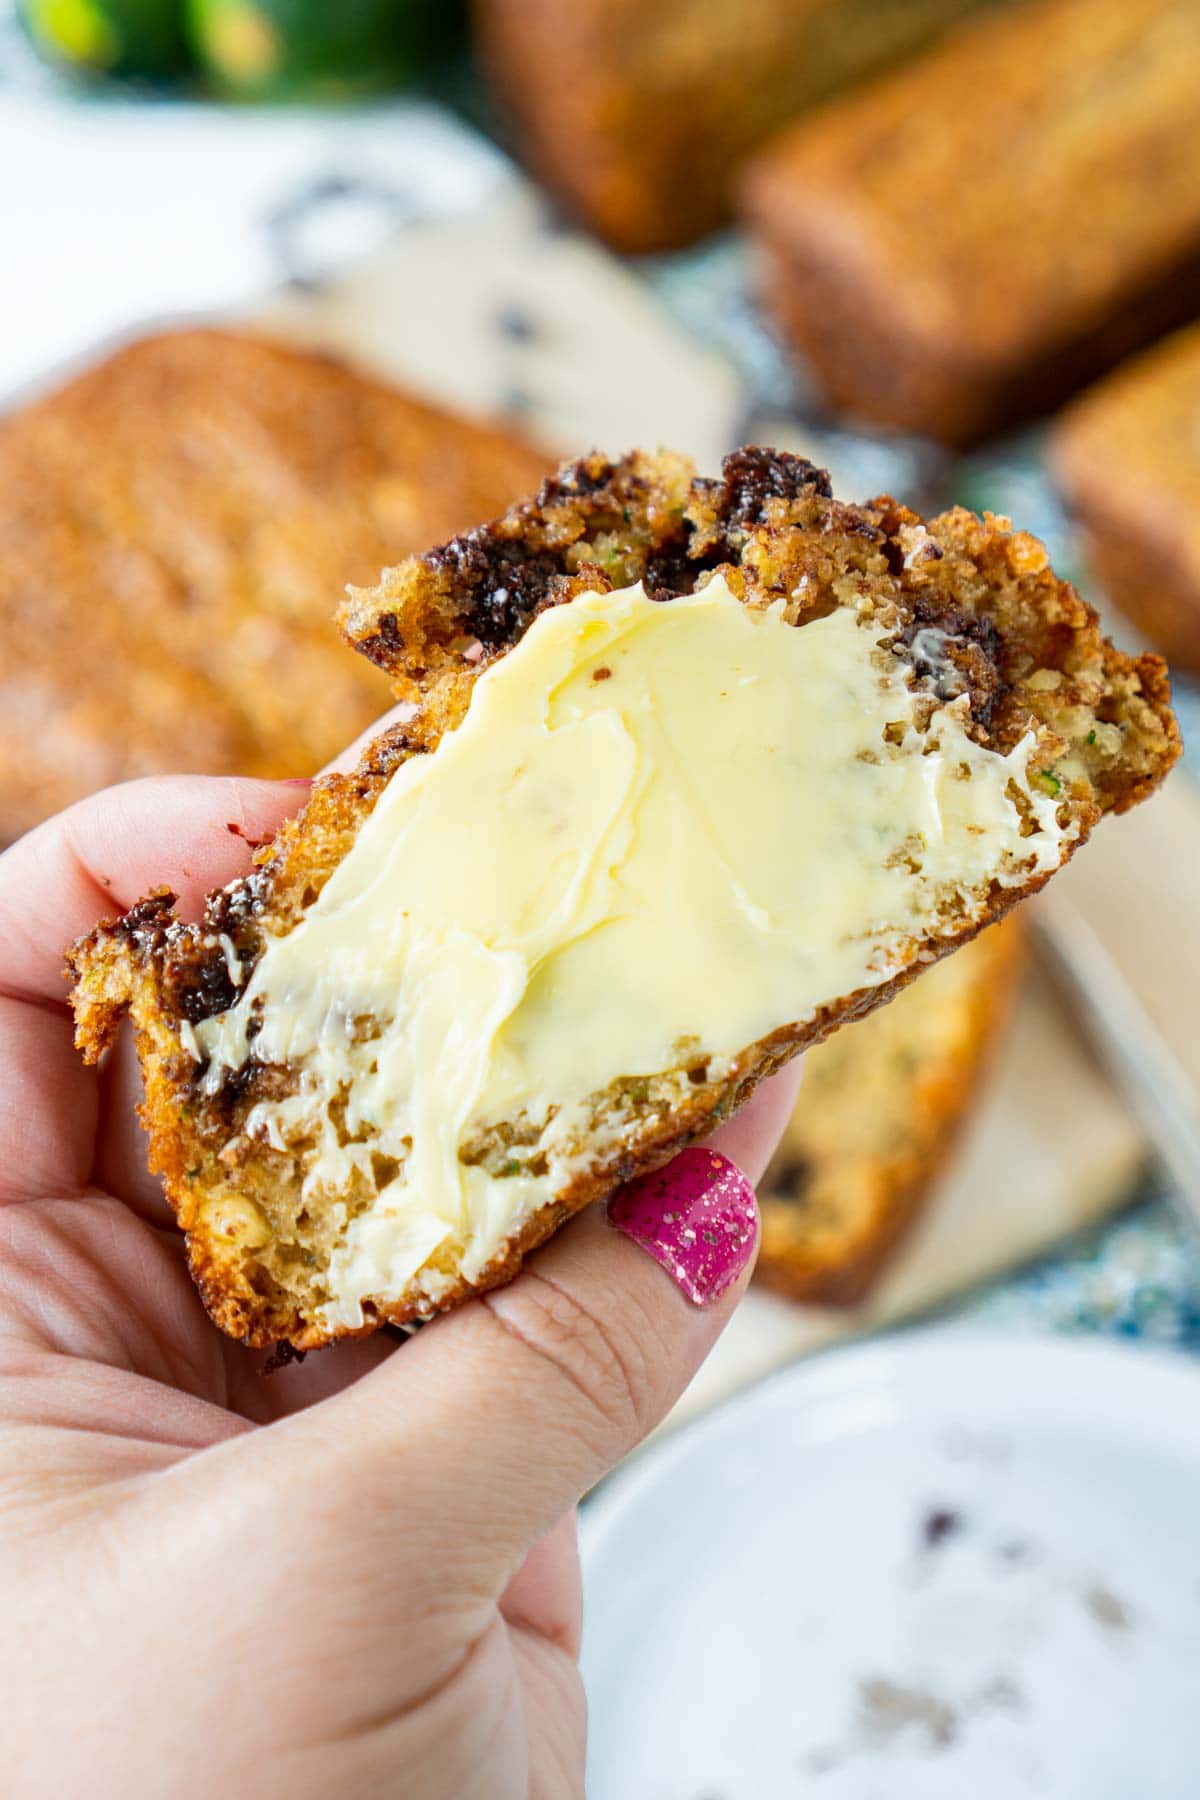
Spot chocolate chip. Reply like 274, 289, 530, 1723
719, 445, 833, 530
921, 1507, 964, 1550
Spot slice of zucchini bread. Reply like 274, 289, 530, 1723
757, 917, 1023, 1306
68, 449, 1179, 1349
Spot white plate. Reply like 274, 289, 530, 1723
581, 1327, 1200, 1799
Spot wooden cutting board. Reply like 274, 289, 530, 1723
256, 192, 1197, 1420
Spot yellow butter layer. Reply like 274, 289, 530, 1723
192, 576, 1069, 1327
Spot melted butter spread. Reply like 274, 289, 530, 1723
192, 576, 1070, 1327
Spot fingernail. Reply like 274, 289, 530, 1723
608, 1148, 758, 1307
282, 777, 313, 788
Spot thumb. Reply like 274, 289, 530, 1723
274, 1062, 803, 1585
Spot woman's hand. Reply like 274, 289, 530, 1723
0, 775, 801, 1798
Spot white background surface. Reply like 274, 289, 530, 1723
0, 16, 508, 403
582, 1328, 1200, 1799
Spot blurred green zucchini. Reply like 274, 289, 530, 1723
18, 0, 190, 78
186, 0, 464, 99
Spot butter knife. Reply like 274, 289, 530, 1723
1033, 886, 1200, 1233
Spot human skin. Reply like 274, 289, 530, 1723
0, 772, 802, 1798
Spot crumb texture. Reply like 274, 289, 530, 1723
68, 449, 1178, 1349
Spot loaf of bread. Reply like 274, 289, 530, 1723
758, 919, 1022, 1305
0, 329, 549, 842
69, 449, 1178, 1350
743, 0, 1200, 445
474, 0, 997, 253
1052, 323, 1200, 675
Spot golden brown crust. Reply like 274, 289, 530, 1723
742, 0, 1200, 445
1051, 323, 1200, 675
344, 447, 1178, 817
0, 327, 549, 842
474, 0, 995, 252
756, 918, 1023, 1306
68, 448, 1179, 1349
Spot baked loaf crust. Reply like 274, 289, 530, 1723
758, 917, 1022, 1306
68, 449, 1179, 1349
474, 0, 995, 253
1052, 323, 1200, 675
0, 328, 548, 842
743, 0, 1200, 445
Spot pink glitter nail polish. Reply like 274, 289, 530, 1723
608, 1148, 758, 1306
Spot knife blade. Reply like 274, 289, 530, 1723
1033, 885, 1200, 1234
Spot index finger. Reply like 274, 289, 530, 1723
0, 775, 308, 1010
257, 1061, 806, 1601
